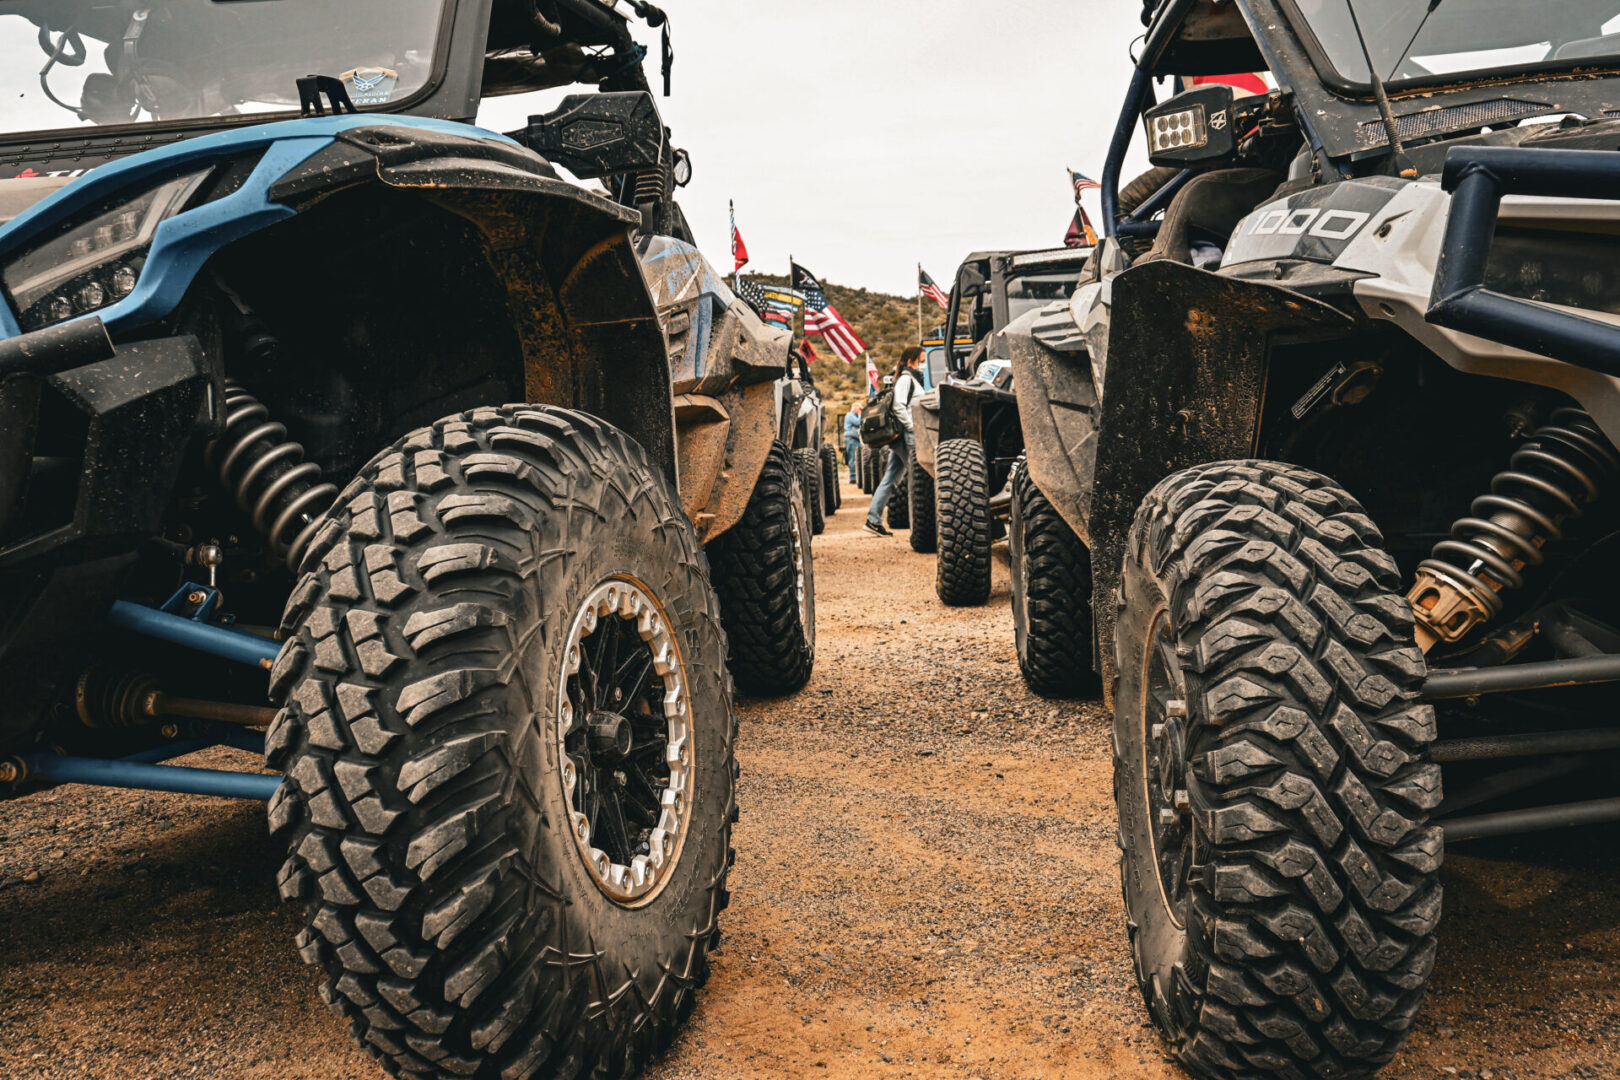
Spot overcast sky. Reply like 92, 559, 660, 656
480, 1, 1152, 296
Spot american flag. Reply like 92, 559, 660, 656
919, 267, 949, 309
792, 262, 867, 364
1071, 169, 1101, 195
865, 353, 879, 390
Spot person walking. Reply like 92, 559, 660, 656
843, 403, 863, 484
864, 347, 923, 537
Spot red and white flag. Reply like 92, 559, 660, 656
919, 267, 949, 309
730, 200, 749, 273
865, 354, 879, 390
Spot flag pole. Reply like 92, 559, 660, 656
729, 200, 738, 291
916, 263, 923, 342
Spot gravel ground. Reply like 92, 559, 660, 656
0, 478, 1616, 1079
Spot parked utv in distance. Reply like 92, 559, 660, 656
1009, 1, 1620, 1078
0, 1, 812, 1076
779, 345, 837, 534
912, 248, 1086, 615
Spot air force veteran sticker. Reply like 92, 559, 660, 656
341, 67, 399, 106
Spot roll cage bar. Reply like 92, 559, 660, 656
1105, 0, 1620, 240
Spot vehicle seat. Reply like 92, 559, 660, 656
1553, 34, 1620, 61
1140, 168, 1283, 267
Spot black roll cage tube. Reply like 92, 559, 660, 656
1100, 0, 1200, 238
1427, 146, 1620, 378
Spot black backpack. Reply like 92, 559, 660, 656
859, 370, 915, 447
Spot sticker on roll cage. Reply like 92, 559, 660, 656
1222, 178, 1404, 268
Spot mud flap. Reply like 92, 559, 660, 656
1021, 260, 1351, 703
937, 381, 985, 446
914, 392, 940, 476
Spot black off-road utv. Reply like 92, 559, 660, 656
1007, 1, 1620, 1077
0, 1, 815, 1076
911, 248, 1086, 606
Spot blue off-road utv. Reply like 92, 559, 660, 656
0, 2, 818, 1077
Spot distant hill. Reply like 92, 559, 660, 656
746, 270, 941, 438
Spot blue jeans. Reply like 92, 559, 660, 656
844, 436, 860, 482
867, 433, 912, 527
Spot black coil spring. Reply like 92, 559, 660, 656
1420, 407, 1620, 617
204, 382, 337, 572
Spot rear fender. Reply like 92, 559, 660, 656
1007, 306, 1101, 546
937, 382, 985, 446
914, 389, 941, 475
632, 234, 787, 540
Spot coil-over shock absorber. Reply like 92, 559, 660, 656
205, 383, 338, 572
1409, 407, 1620, 651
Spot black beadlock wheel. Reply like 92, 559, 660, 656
1010, 456, 1098, 698
820, 443, 840, 516
1113, 460, 1442, 1080
934, 439, 992, 606
908, 452, 936, 554
886, 447, 910, 530
794, 447, 825, 536
707, 441, 815, 696
266, 405, 738, 1080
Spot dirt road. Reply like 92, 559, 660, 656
1, 479, 1616, 1079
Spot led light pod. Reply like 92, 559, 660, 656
4, 169, 210, 330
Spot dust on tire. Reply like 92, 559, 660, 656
268, 404, 739, 1080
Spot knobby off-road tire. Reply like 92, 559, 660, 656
1010, 457, 1098, 698
707, 441, 816, 696
266, 405, 738, 1080
934, 439, 992, 606
794, 447, 825, 536
820, 443, 840, 516
885, 448, 910, 530
907, 451, 936, 554
1114, 460, 1442, 1080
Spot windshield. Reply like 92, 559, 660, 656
0, 0, 447, 137
1005, 271, 1078, 320
1288, 0, 1620, 86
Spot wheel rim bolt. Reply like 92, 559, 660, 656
1151, 723, 1166, 741
1165, 699, 1188, 718
1158, 808, 1179, 828
1174, 789, 1191, 815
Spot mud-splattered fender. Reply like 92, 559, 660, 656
1014, 259, 1351, 698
